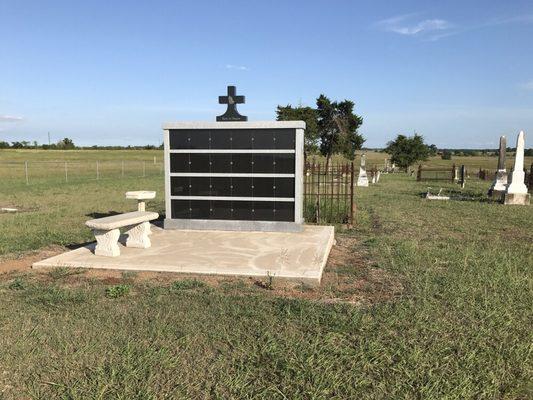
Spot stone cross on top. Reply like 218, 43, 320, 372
216, 85, 248, 122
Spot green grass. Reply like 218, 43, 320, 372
105, 284, 131, 298
0, 151, 531, 398
172, 279, 207, 291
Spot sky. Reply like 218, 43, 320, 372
1, 0, 532, 148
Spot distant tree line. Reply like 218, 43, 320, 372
0, 138, 163, 150
438, 148, 533, 157
384, 133, 533, 171
276, 94, 364, 168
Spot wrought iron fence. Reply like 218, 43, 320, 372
303, 160, 355, 226
416, 164, 457, 182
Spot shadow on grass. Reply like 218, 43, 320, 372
85, 211, 122, 219
66, 241, 95, 251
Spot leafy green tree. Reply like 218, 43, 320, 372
316, 94, 364, 169
276, 104, 319, 158
428, 144, 438, 156
385, 134, 430, 171
11, 141, 24, 148
0, 141, 10, 148
57, 137, 76, 149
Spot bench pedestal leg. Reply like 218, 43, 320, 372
125, 222, 152, 249
94, 229, 121, 257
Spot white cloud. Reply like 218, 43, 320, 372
377, 15, 451, 37
225, 64, 249, 71
521, 80, 533, 91
377, 13, 533, 41
0, 115, 24, 122
393, 19, 450, 35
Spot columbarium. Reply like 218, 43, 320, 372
163, 86, 304, 232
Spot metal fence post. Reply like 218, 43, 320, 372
143, 161, 146, 177
121, 161, 125, 178
316, 163, 321, 223
96, 161, 99, 180
451, 163, 456, 183
24, 161, 29, 185
153, 156, 156, 165
349, 161, 355, 227
529, 163, 533, 192
65, 161, 68, 182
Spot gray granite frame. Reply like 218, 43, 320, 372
163, 121, 305, 232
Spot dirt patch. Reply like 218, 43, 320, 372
0, 246, 65, 275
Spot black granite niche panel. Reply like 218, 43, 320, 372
169, 129, 296, 150
210, 177, 231, 197
210, 200, 232, 219
171, 200, 190, 219
170, 153, 295, 174
170, 153, 190, 173
171, 199, 294, 221
171, 177, 295, 198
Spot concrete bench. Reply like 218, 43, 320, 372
85, 211, 159, 257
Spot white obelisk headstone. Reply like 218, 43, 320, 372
504, 131, 530, 205
488, 136, 508, 198
357, 154, 369, 187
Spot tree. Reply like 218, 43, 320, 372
441, 150, 452, 160
57, 137, 76, 149
0, 141, 10, 148
276, 104, 319, 158
428, 144, 438, 156
316, 94, 364, 169
385, 134, 430, 171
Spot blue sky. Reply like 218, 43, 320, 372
1, 0, 532, 148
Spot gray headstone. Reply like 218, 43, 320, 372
497, 136, 506, 170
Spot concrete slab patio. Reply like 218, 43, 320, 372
33, 225, 335, 284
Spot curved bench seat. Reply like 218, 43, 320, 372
86, 211, 159, 257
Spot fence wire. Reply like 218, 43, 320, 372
0, 160, 164, 186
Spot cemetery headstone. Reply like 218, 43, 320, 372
488, 136, 508, 198
163, 86, 305, 231
504, 131, 530, 205
357, 154, 369, 187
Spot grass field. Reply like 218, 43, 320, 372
0, 150, 532, 398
